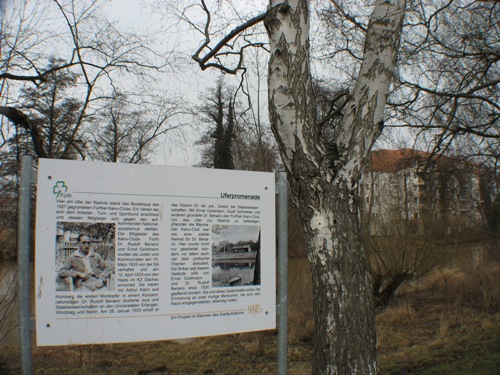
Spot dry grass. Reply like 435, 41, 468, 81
1, 245, 499, 374
377, 260, 500, 374
288, 258, 314, 343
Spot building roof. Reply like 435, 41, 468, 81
366, 148, 487, 175
366, 148, 431, 173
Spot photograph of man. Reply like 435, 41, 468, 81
58, 233, 112, 291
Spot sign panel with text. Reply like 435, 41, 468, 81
35, 159, 275, 346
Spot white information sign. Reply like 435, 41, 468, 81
35, 159, 276, 346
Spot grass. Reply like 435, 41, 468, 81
377, 263, 500, 374
1, 263, 499, 374
378, 308, 500, 374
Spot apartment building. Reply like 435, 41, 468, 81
361, 149, 497, 236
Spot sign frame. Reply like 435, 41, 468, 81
35, 159, 276, 346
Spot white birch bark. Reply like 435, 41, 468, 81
266, 0, 406, 373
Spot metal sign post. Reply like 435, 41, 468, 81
18, 154, 33, 375
277, 172, 288, 375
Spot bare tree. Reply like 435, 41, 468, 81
196, 77, 236, 169
361, 144, 499, 307
362, 166, 447, 308
0, 0, 185, 345
232, 129, 279, 172
237, 50, 281, 172
187, 0, 406, 372
0, 0, 171, 160
88, 91, 187, 164
0, 262, 17, 343
196, 74, 279, 171
366, 218, 445, 308
320, 0, 499, 168
1, 59, 86, 159
396, 0, 499, 166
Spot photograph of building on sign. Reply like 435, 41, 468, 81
55, 222, 116, 292
211, 225, 261, 287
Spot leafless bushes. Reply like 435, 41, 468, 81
365, 216, 450, 308
423, 264, 500, 312
0, 263, 17, 344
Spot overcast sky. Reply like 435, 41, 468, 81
104, 0, 220, 167
102, 1, 272, 168
2, 0, 270, 167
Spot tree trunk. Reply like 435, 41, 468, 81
305, 182, 377, 373
266, 0, 406, 373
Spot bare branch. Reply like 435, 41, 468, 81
327, 0, 368, 33
0, 62, 78, 82
0, 105, 47, 157
191, 0, 267, 73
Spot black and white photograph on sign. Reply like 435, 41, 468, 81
211, 224, 261, 287
55, 222, 116, 292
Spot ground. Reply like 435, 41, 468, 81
1, 264, 499, 374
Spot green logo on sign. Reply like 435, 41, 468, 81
53, 181, 68, 198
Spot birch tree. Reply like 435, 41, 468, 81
189, 0, 406, 372
321, 0, 499, 168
